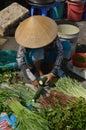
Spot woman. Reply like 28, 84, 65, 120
15, 16, 71, 87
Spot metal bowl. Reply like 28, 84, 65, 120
27, 0, 55, 5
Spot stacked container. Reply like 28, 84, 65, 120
67, 0, 85, 21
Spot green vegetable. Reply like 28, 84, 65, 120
33, 77, 47, 102
8, 99, 49, 130
0, 88, 19, 114
40, 97, 86, 130
54, 77, 86, 99
39, 77, 47, 85
0, 71, 23, 84
75, 55, 86, 63
11, 84, 36, 105
0, 83, 37, 113
33, 86, 43, 102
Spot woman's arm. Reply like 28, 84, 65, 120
51, 38, 64, 76
43, 38, 64, 82
16, 46, 36, 82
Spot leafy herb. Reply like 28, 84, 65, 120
40, 97, 86, 130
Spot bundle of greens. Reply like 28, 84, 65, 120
54, 77, 86, 99
0, 87, 20, 114
7, 99, 49, 130
10, 83, 36, 105
0, 83, 37, 113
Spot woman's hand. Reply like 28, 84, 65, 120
44, 73, 54, 83
32, 79, 39, 88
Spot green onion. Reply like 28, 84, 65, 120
54, 77, 86, 99
8, 99, 49, 130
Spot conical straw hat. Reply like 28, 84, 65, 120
15, 15, 58, 48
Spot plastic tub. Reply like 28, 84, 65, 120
67, 1, 85, 21
72, 53, 86, 68
58, 24, 80, 39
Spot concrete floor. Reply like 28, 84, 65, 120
0, 21, 86, 88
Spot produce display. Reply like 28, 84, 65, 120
0, 71, 86, 130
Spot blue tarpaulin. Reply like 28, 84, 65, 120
0, 50, 18, 71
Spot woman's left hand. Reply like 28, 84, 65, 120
44, 73, 54, 83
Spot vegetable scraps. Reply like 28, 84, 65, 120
54, 77, 86, 99
7, 99, 49, 130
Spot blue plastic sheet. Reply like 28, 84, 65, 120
0, 50, 18, 71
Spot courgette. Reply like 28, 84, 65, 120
33, 77, 47, 102
39, 77, 47, 85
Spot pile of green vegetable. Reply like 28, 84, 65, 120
0, 71, 23, 84
0, 83, 37, 114
7, 99, 49, 130
40, 97, 86, 130
54, 77, 86, 99
0, 71, 86, 130
38, 77, 86, 130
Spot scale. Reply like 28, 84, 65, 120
67, 60, 86, 79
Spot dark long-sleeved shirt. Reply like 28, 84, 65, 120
16, 38, 63, 81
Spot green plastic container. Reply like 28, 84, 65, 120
53, 1, 65, 19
